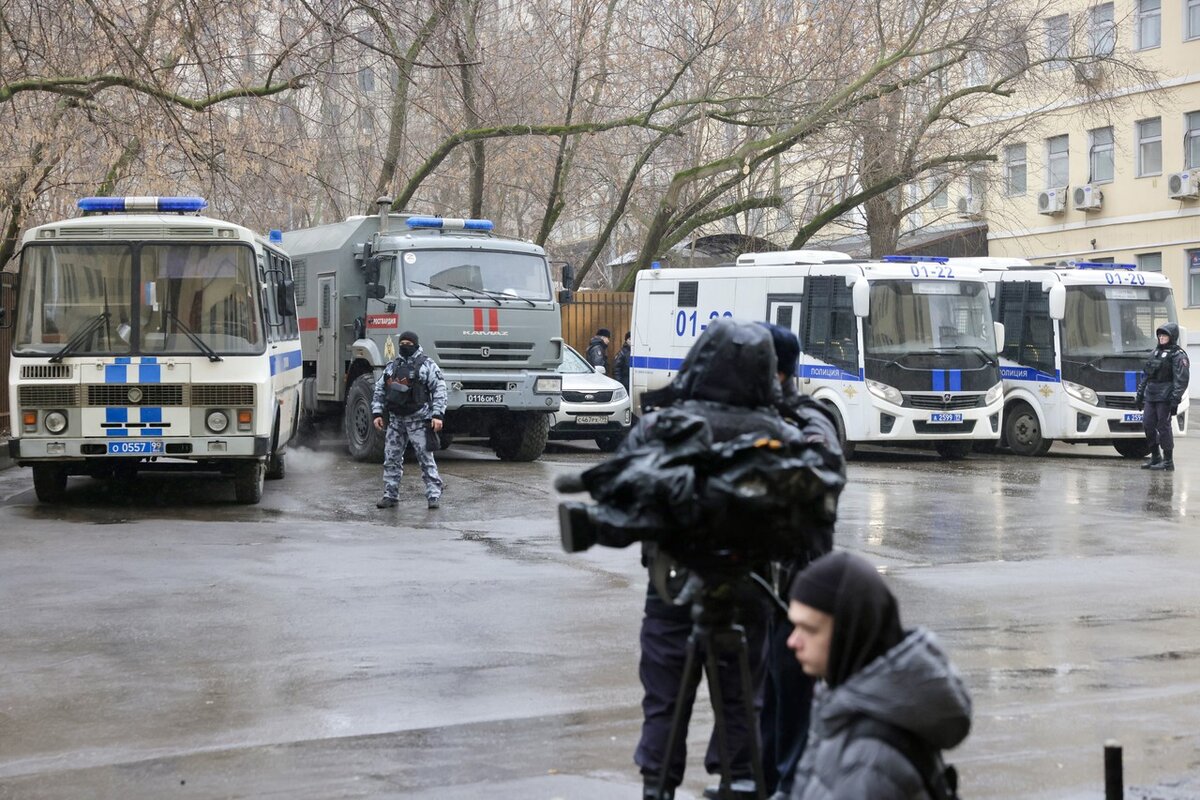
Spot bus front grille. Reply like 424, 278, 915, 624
21, 365, 72, 380
191, 384, 255, 406
87, 384, 185, 406
19, 385, 80, 407
906, 394, 981, 410
1099, 394, 1139, 410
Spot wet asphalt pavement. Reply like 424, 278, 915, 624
1, 424, 1198, 800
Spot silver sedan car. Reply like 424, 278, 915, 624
549, 345, 632, 451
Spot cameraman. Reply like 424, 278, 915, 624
627, 319, 842, 800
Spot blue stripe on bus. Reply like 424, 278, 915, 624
140, 357, 158, 364
139, 364, 161, 383
799, 364, 863, 382
140, 407, 162, 423
1000, 366, 1060, 382
114, 357, 132, 365
106, 407, 128, 423
950, 370, 962, 391
932, 371, 945, 391
271, 349, 303, 376
631, 355, 686, 371
104, 365, 127, 384
1125, 371, 1139, 392
140, 428, 163, 437
105, 429, 128, 437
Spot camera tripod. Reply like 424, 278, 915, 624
654, 581, 768, 800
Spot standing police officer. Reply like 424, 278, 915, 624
372, 331, 448, 508
1137, 322, 1189, 472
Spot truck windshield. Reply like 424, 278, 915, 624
400, 249, 551, 301
865, 280, 996, 356
1062, 284, 1175, 357
14, 243, 263, 356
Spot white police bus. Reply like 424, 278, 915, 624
5, 196, 302, 503
630, 253, 1004, 458
978, 259, 1187, 457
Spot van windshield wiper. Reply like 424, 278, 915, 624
412, 281, 465, 304
164, 308, 223, 362
49, 311, 111, 363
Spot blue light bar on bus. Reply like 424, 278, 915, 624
1074, 261, 1136, 270
269, 229, 283, 243
882, 255, 950, 264
77, 196, 208, 213
406, 216, 495, 232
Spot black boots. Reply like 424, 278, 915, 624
1149, 448, 1175, 471
1142, 446, 1162, 469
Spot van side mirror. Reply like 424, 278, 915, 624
1048, 284, 1066, 320
277, 278, 297, 317
994, 321, 1005, 349
852, 277, 870, 317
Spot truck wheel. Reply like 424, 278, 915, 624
234, 461, 265, 504
935, 441, 971, 460
344, 374, 386, 463
1005, 402, 1052, 456
492, 412, 550, 462
1113, 439, 1152, 459
32, 465, 67, 503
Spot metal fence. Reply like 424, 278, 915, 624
561, 290, 633, 358
0, 271, 14, 436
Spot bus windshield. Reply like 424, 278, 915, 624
400, 249, 551, 301
1062, 285, 1175, 357
865, 280, 996, 356
14, 243, 263, 356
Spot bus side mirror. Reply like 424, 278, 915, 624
994, 321, 1005, 348
277, 279, 297, 317
852, 277, 870, 317
1048, 284, 1066, 320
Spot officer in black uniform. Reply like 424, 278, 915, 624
625, 319, 843, 800
587, 327, 612, 374
1136, 322, 1190, 471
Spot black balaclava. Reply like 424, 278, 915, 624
398, 330, 419, 357
790, 551, 905, 688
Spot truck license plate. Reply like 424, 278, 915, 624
575, 414, 608, 425
106, 440, 164, 455
1123, 412, 1143, 423
929, 413, 963, 424
465, 392, 503, 404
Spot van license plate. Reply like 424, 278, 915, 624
106, 440, 164, 455
1123, 412, 1143, 423
929, 413, 963, 423
465, 393, 503, 404
576, 415, 608, 425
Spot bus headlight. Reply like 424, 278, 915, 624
985, 382, 1004, 406
866, 380, 903, 405
206, 410, 230, 433
1063, 381, 1098, 406
535, 376, 562, 394
44, 410, 68, 434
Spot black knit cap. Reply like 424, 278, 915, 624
398, 330, 419, 345
596, 328, 612, 338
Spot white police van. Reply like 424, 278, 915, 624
630, 253, 1004, 458
5, 196, 302, 503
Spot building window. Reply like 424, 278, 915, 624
1005, 144, 1028, 195
965, 52, 988, 86
929, 172, 949, 209
1047, 135, 1069, 187
1137, 252, 1162, 272
1137, 118, 1162, 176
1089, 127, 1114, 183
1187, 111, 1200, 169
1046, 15, 1069, 69
1190, 249, 1200, 307
1136, 0, 1161, 49
1189, 0, 1200, 40
1089, 3, 1116, 55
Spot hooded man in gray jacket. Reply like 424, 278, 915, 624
786, 552, 971, 800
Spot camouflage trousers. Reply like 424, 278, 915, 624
382, 416, 443, 501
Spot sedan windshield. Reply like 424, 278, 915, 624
14, 243, 263, 356
865, 280, 996, 355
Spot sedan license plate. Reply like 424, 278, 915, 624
465, 392, 503, 404
106, 440, 164, 455
575, 414, 609, 425
929, 413, 963, 424
1123, 412, 1143, 423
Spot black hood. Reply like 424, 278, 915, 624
1156, 322, 1180, 347
670, 318, 781, 408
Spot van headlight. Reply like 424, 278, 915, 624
535, 376, 562, 394
206, 410, 230, 433
45, 410, 68, 434
866, 380, 903, 405
1063, 380, 1098, 406
985, 382, 1003, 406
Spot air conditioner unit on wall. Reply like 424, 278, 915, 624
1038, 188, 1067, 215
956, 195, 983, 219
1168, 171, 1200, 200
1073, 184, 1103, 211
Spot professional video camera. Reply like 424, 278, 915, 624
555, 404, 844, 575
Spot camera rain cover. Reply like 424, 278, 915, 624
575, 407, 845, 565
